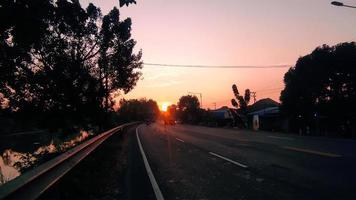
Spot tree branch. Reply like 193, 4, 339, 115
82, 40, 99, 61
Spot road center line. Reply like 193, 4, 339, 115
268, 136, 294, 140
282, 146, 342, 158
209, 152, 248, 169
136, 126, 165, 200
175, 138, 185, 143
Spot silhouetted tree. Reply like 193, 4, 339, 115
119, 0, 137, 7
280, 42, 356, 137
167, 104, 178, 119
0, 0, 53, 94
231, 84, 250, 113
0, 0, 142, 130
116, 99, 159, 122
99, 7, 142, 111
177, 95, 200, 123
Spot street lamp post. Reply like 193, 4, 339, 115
331, 1, 356, 9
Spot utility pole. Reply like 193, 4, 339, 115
212, 102, 217, 110
251, 92, 257, 103
188, 92, 203, 108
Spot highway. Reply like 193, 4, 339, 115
133, 123, 356, 200
37, 123, 356, 199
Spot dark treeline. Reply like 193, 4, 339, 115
116, 99, 160, 123
165, 42, 356, 138
281, 42, 356, 137
0, 0, 141, 133
165, 95, 214, 125
176, 95, 201, 123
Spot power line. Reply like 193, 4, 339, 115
143, 63, 292, 69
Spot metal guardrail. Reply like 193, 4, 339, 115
0, 122, 139, 200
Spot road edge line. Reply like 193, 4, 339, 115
136, 126, 165, 200
209, 152, 248, 169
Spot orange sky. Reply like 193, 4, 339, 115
82, 0, 356, 109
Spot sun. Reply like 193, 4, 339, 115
161, 102, 170, 112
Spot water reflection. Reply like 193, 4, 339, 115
0, 130, 91, 186
0, 150, 22, 184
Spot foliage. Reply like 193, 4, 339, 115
167, 104, 178, 119
177, 95, 201, 123
116, 99, 159, 122
178, 95, 200, 111
280, 42, 356, 136
231, 84, 250, 113
119, 0, 137, 7
0, 0, 142, 130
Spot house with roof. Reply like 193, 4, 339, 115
246, 98, 288, 131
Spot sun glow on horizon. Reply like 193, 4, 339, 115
160, 102, 171, 112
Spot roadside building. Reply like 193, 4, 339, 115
210, 107, 234, 127
247, 98, 288, 131
209, 107, 247, 128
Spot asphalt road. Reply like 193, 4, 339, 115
37, 123, 356, 199
134, 122, 356, 200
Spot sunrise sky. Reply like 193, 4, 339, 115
81, 0, 356, 109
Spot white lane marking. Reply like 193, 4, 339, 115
175, 138, 185, 143
136, 126, 165, 200
209, 152, 248, 169
268, 136, 294, 140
